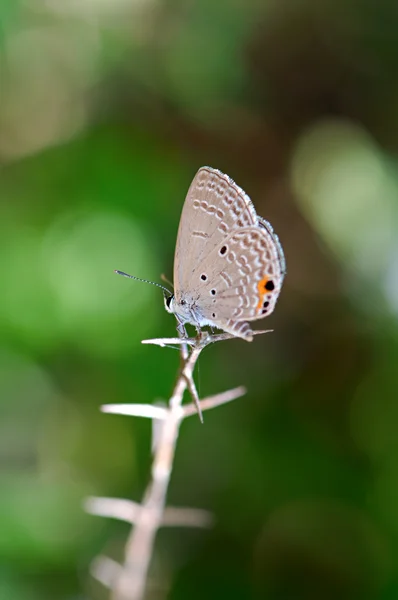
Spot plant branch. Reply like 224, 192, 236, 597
87, 328, 269, 600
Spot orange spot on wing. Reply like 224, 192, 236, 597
257, 277, 269, 310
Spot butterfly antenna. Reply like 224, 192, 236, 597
114, 270, 172, 296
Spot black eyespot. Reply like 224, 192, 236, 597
201, 274, 207, 281
212, 313, 216, 318
265, 280, 275, 291
262, 308, 268, 314
166, 296, 173, 308
263, 301, 269, 308
219, 245, 227, 255
211, 289, 216, 295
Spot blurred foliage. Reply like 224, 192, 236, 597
1, 0, 398, 598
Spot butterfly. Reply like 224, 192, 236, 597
163, 166, 286, 341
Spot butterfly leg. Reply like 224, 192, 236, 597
175, 316, 188, 339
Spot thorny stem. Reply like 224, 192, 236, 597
110, 334, 204, 600
87, 329, 268, 600
110, 411, 179, 600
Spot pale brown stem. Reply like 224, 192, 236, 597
110, 340, 203, 600
87, 328, 264, 599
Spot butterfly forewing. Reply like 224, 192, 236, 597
174, 167, 258, 296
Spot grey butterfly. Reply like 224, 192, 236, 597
164, 166, 286, 341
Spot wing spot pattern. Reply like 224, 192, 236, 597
192, 231, 209, 239
226, 320, 252, 339
220, 271, 232, 287
218, 222, 229, 234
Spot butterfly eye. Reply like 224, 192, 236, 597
165, 296, 173, 308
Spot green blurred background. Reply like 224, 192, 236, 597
1, 0, 398, 598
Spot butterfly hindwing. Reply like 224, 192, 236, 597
189, 226, 284, 326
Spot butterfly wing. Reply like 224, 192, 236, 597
173, 167, 258, 297
190, 225, 285, 329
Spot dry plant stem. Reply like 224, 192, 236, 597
111, 335, 204, 600
85, 497, 214, 528
89, 329, 266, 600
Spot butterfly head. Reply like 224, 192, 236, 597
164, 292, 190, 321
163, 292, 175, 314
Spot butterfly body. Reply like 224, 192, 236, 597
165, 292, 217, 330
165, 167, 286, 341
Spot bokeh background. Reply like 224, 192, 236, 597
1, 0, 398, 598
